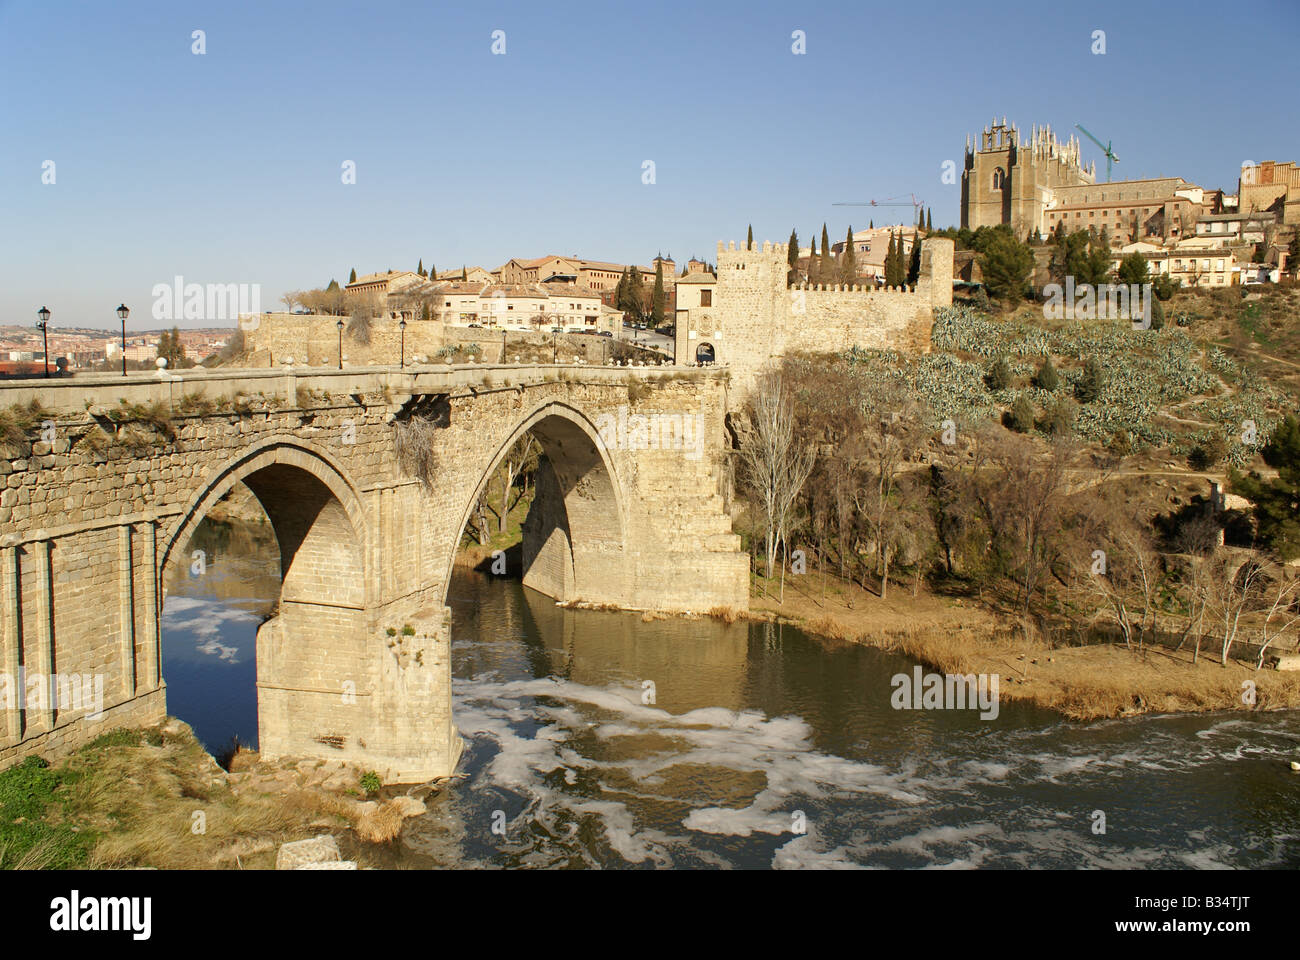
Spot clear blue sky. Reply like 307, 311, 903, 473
2, 0, 1297, 329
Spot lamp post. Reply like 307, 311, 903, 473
116, 304, 130, 377
336, 318, 344, 369
36, 306, 50, 378
399, 317, 406, 369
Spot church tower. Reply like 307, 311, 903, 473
961, 118, 1094, 236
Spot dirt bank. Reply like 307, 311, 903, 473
731, 569, 1300, 720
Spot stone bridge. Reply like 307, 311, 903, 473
0, 363, 748, 781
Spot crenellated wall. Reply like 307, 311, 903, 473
675, 238, 953, 399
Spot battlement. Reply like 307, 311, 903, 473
793, 282, 918, 294
717, 240, 788, 257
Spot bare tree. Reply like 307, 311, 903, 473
1205, 552, 1266, 666
1087, 522, 1164, 654
280, 290, 301, 314
852, 388, 930, 599
489, 435, 540, 534
739, 373, 816, 586
1255, 565, 1300, 670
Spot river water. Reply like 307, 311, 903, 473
162, 516, 1300, 870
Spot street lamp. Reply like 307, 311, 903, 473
399, 317, 406, 369
116, 304, 130, 377
36, 306, 51, 378
336, 318, 344, 369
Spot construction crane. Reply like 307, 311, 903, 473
1075, 123, 1119, 182
833, 193, 925, 224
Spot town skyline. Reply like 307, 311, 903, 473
3, 0, 1298, 328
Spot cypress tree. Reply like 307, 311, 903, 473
349, 267, 357, 283
1034, 356, 1060, 391
461, 265, 467, 280
1010, 393, 1036, 433
417, 258, 424, 277
808, 235, 818, 283
926, 209, 933, 231
907, 231, 921, 286
884, 233, 897, 287
842, 225, 857, 284
869, 218, 874, 229
651, 260, 665, 326
747, 225, 753, 250
787, 228, 799, 284
614, 268, 628, 313
820, 223, 833, 279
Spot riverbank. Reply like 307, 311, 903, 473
0, 719, 447, 869
730, 568, 1300, 720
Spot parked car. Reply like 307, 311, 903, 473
598, 331, 613, 338
467, 323, 482, 328
551, 326, 564, 333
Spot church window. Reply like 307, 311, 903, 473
992, 168, 1005, 189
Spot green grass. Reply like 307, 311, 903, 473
0, 756, 95, 869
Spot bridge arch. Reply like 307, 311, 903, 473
161, 436, 368, 585
445, 400, 630, 607
159, 436, 372, 761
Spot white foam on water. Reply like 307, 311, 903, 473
771, 834, 868, 870
452, 675, 929, 865
447, 670, 1300, 869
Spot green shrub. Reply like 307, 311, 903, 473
986, 356, 1013, 391
1074, 357, 1106, 403
1042, 398, 1077, 437
360, 771, 382, 795
1009, 394, 1035, 433
1033, 356, 1060, 392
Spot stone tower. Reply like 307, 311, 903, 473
674, 238, 954, 402
961, 118, 1094, 237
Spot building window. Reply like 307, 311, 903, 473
992, 167, 1005, 189
700, 290, 712, 307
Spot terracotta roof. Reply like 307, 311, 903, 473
675, 272, 716, 284
347, 270, 421, 288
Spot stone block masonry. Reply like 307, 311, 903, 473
675, 237, 954, 400
0, 364, 747, 781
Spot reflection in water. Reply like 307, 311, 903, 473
161, 509, 279, 755
161, 515, 1300, 869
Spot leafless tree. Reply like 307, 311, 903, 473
1087, 522, 1164, 654
488, 435, 540, 534
739, 373, 816, 585
1255, 565, 1300, 669
1205, 552, 1266, 666
851, 391, 931, 599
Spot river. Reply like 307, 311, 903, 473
161, 516, 1300, 869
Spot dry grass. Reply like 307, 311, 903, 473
354, 800, 405, 843
393, 416, 441, 488
759, 567, 1300, 720
708, 605, 742, 625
